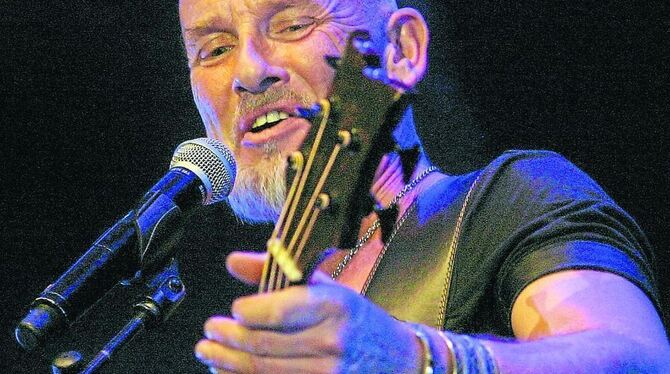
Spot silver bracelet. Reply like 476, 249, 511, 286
413, 328, 434, 374
439, 331, 499, 374
406, 323, 451, 374
437, 331, 457, 374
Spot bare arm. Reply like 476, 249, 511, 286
482, 269, 670, 373
197, 253, 670, 373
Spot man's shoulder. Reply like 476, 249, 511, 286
475, 149, 609, 201
484, 149, 572, 176
430, 149, 591, 195
421, 149, 613, 219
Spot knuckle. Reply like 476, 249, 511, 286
325, 293, 353, 318
245, 333, 270, 355
245, 354, 264, 374
319, 332, 344, 355
268, 304, 288, 325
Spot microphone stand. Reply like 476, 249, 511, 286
52, 259, 186, 374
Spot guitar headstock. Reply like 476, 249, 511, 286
260, 31, 411, 290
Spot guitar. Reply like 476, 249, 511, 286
258, 31, 411, 292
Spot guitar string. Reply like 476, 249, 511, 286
281, 144, 342, 276
261, 107, 437, 291
260, 153, 305, 293
272, 109, 337, 291
262, 100, 331, 293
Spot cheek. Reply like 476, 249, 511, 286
190, 68, 237, 145
278, 37, 340, 98
191, 68, 231, 109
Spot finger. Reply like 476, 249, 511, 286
232, 286, 343, 331
377, 171, 405, 197
373, 153, 392, 181
196, 339, 240, 372
203, 316, 341, 357
196, 339, 338, 374
359, 212, 380, 235
377, 153, 402, 181
226, 251, 267, 285
371, 154, 402, 192
373, 171, 405, 208
208, 367, 234, 374
210, 369, 232, 374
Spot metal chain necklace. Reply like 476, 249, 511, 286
331, 166, 438, 279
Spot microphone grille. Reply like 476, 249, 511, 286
170, 138, 237, 205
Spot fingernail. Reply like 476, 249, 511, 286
195, 349, 205, 361
231, 299, 246, 321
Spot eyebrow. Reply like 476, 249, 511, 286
182, 0, 315, 43
183, 16, 221, 40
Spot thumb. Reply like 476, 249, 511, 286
226, 251, 267, 285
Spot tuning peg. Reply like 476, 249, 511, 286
350, 30, 372, 45
295, 103, 323, 120
325, 55, 341, 69
363, 67, 389, 85
352, 38, 375, 54
338, 129, 361, 152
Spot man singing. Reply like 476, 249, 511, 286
179, 0, 669, 372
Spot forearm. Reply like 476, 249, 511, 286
420, 327, 670, 374
488, 329, 670, 373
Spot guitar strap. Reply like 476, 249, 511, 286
363, 171, 482, 329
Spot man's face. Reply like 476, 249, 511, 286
180, 0, 385, 222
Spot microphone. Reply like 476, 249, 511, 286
15, 138, 236, 351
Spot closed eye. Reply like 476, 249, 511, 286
271, 17, 317, 40
282, 21, 313, 33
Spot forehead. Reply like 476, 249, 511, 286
179, 0, 333, 28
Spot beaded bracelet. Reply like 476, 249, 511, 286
407, 323, 499, 374
437, 331, 458, 374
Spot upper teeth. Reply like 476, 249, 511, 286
253, 111, 290, 129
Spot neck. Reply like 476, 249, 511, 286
370, 150, 443, 218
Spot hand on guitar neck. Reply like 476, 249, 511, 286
196, 145, 443, 373
193, 20, 447, 374
196, 250, 426, 374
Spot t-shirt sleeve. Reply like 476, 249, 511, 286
484, 151, 660, 326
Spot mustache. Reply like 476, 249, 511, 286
233, 87, 313, 135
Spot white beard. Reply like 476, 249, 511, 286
227, 151, 287, 224
192, 86, 312, 224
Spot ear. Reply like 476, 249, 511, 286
384, 8, 430, 91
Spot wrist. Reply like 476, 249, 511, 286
413, 328, 434, 374
405, 323, 500, 374
405, 323, 450, 374
439, 331, 500, 374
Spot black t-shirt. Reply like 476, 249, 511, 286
25, 151, 659, 372
365, 150, 660, 336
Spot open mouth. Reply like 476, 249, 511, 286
249, 110, 292, 133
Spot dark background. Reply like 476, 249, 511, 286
1, 1, 667, 372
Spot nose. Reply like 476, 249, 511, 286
233, 37, 288, 95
